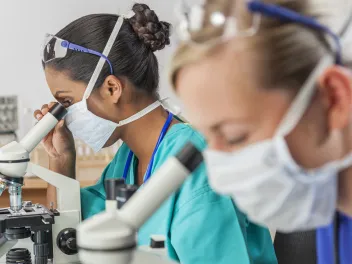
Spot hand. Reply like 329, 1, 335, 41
34, 102, 76, 159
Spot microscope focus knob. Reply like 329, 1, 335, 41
104, 178, 125, 200
57, 228, 77, 255
117, 184, 138, 209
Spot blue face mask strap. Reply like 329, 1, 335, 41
247, 1, 343, 65
60, 41, 114, 75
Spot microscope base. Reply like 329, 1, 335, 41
79, 248, 176, 264
0, 204, 80, 264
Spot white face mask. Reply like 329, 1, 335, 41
65, 99, 162, 153
204, 55, 352, 232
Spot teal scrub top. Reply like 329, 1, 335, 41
80, 123, 277, 264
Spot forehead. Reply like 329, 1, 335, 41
174, 39, 295, 133
176, 44, 262, 126
44, 67, 86, 98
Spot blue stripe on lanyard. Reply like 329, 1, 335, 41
122, 112, 174, 182
339, 213, 352, 264
317, 213, 352, 264
316, 223, 335, 264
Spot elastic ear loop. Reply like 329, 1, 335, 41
116, 101, 162, 127
274, 55, 334, 137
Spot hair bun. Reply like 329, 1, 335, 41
129, 3, 171, 52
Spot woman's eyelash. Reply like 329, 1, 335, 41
62, 99, 72, 106
226, 135, 248, 145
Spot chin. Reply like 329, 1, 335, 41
103, 141, 115, 148
103, 136, 120, 148
103, 129, 121, 148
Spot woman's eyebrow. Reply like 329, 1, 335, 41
55, 90, 71, 97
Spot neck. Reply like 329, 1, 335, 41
337, 123, 352, 215
120, 105, 170, 162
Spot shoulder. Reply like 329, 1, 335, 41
158, 123, 206, 157
155, 124, 232, 212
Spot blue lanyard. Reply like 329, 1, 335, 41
122, 112, 174, 183
317, 213, 352, 264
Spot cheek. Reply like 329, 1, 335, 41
285, 98, 339, 169
285, 127, 327, 169
207, 136, 229, 151
87, 95, 114, 121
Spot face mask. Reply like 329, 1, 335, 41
65, 100, 163, 153
204, 55, 352, 232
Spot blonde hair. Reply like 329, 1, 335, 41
170, 0, 352, 90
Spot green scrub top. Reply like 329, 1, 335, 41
80, 123, 277, 264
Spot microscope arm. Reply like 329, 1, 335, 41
26, 163, 81, 212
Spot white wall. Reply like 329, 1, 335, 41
0, 0, 181, 137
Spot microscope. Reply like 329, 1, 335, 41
0, 103, 80, 264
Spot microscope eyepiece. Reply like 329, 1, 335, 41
49, 103, 67, 121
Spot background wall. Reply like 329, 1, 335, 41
0, 0, 181, 138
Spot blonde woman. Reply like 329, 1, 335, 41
171, 0, 352, 262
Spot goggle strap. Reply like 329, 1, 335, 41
83, 15, 125, 100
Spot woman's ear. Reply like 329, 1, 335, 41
99, 75, 123, 104
318, 66, 352, 131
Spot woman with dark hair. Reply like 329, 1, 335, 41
34, 3, 276, 263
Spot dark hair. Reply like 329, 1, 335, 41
45, 3, 171, 97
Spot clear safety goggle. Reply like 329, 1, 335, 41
175, 0, 343, 64
42, 34, 114, 74
175, 0, 261, 45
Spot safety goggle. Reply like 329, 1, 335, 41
42, 34, 114, 74
175, 0, 343, 64
175, 0, 260, 45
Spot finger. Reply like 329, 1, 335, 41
41, 134, 49, 144
41, 104, 49, 115
41, 132, 53, 147
41, 104, 48, 111
56, 120, 72, 138
55, 120, 65, 131
48, 102, 57, 109
33, 110, 43, 120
